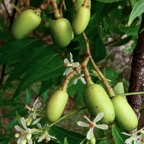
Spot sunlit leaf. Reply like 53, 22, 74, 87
112, 124, 126, 144
128, 0, 144, 26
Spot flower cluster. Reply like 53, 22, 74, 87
77, 112, 108, 140
14, 98, 56, 144
63, 52, 86, 85
122, 129, 144, 144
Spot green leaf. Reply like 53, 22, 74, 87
112, 124, 126, 144
64, 137, 69, 144
96, 0, 121, 3
0, 38, 38, 64
4, 39, 47, 87
13, 52, 64, 97
128, 0, 144, 26
91, 36, 106, 62
49, 126, 85, 144
114, 82, 125, 94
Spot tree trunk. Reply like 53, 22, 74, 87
128, 15, 144, 119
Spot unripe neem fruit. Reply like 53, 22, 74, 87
50, 18, 74, 48
46, 89, 68, 123
111, 95, 138, 131
89, 134, 96, 144
72, 6, 90, 35
84, 84, 115, 124
11, 9, 41, 40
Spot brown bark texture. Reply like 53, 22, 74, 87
128, 15, 144, 119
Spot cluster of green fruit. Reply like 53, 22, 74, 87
11, 0, 91, 48
46, 82, 138, 132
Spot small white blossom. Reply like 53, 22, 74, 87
137, 129, 144, 143
77, 112, 108, 140
63, 52, 80, 76
122, 132, 142, 144
26, 97, 42, 125
73, 70, 86, 85
15, 117, 32, 144
37, 130, 57, 143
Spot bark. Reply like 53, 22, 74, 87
128, 15, 144, 119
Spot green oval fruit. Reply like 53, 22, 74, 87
75, 0, 91, 11
11, 9, 41, 40
72, 6, 90, 35
46, 89, 68, 122
84, 84, 115, 124
89, 134, 96, 144
112, 95, 138, 131
50, 18, 74, 47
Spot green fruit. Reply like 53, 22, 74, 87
75, 0, 91, 11
50, 18, 74, 47
11, 9, 41, 40
46, 89, 68, 122
84, 84, 115, 124
112, 95, 138, 131
89, 134, 96, 144
72, 6, 90, 35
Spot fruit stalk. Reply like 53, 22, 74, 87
83, 0, 89, 7
50, 0, 62, 19
82, 33, 116, 97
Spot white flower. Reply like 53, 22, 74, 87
15, 117, 32, 144
37, 130, 57, 143
63, 52, 80, 76
26, 97, 42, 125
77, 112, 108, 140
137, 129, 144, 143
122, 132, 142, 144
73, 70, 86, 85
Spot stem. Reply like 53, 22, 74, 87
121, 91, 144, 96
50, 0, 62, 19
49, 107, 86, 127
62, 57, 90, 91
59, 0, 64, 16
83, 0, 89, 7
82, 62, 93, 85
90, 59, 115, 97
82, 32, 116, 97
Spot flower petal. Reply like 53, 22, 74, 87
70, 52, 73, 63
86, 128, 94, 140
80, 77, 86, 84
64, 58, 70, 64
33, 97, 39, 108
21, 117, 27, 130
73, 78, 78, 85
96, 124, 108, 130
121, 132, 131, 136
32, 118, 41, 125
37, 133, 45, 142
93, 112, 104, 123
77, 121, 89, 127
28, 139, 32, 144
125, 137, 133, 144
15, 125, 24, 132
73, 62, 80, 67
63, 68, 73, 76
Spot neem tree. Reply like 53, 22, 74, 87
0, 0, 144, 143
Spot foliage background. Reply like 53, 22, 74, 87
0, 0, 144, 143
